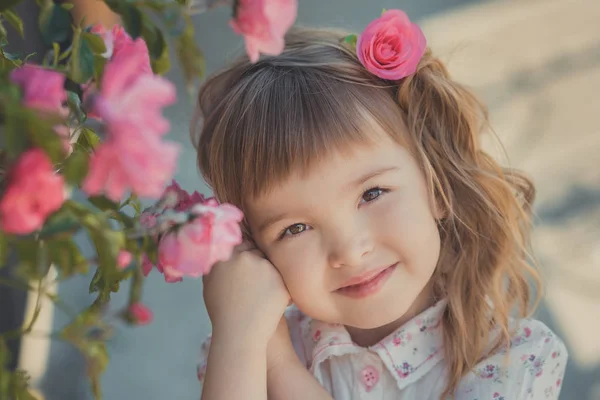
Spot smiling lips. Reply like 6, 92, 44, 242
335, 263, 398, 299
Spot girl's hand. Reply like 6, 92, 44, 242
203, 241, 291, 345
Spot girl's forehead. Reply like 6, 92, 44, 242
248, 134, 408, 204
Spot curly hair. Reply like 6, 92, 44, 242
191, 27, 541, 398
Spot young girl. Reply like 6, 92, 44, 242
192, 9, 567, 400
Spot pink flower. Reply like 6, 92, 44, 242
524, 326, 532, 338
10, 64, 68, 115
141, 253, 183, 283
157, 200, 243, 278
82, 131, 179, 201
141, 254, 154, 277
0, 148, 65, 235
163, 180, 206, 212
117, 250, 132, 269
356, 9, 426, 80
91, 39, 174, 137
139, 212, 158, 229
129, 303, 153, 325
230, 0, 297, 63
82, 39, 179, 201
90, 24, 151, 73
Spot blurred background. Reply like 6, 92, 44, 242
2, 0, 598, 399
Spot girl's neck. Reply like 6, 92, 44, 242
345, 285, 436, 347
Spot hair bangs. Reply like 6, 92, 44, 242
205, 63, 401, 206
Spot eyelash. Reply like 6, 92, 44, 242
276, 186, 389, 240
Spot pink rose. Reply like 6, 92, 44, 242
157, 200, 243, 278
230, 0, 297, 63
90, 24, 151, 74
129, 303, 153, 325
141, 254, 154, 277
92, 39, 174, 138
356, 9, 426, 80
83, 131, 179, 201
141, 253, 183, 283
117, 250, 132, 269
10, 64, 68, 115
162, 180, 206, 212
82, 39, 179, 201
0, 148, 65, 235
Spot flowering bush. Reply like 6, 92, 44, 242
0, 0, 297, 398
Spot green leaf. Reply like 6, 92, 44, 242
109, 210, 135, 230
175, 18, 204, 89
88, 195, 119, 212
25, 112, 66, 163
15, 240, 50, 280
151, 40, 170, 75
61, 149, 89, 185
93, 54, 106, 83
76, 127, 101, 151
38, 3, 71, 46
79, 212, 125, 296
342, 34, 357, 47
0, 0, 22, 13
38, 207, 81, 238
89, 267, 102, 293
70, 27, 95, 84
141, 16, 170, 75
8, 369, 36, 400
0, 231, 8, 268
60, 2, 74, 10
82, 32, 106, 55
1, 104, 28, 159
67, 90, 86, 122
52, 41, 60, 66
86, 341, 108, 398
381, 8, 387, 15
2, 9, 24, 37
0, 20, 6, 43
48, 237, 88, 278
105, 1, 142, 39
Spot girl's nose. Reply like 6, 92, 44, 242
327, 216, 375, 268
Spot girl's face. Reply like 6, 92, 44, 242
246, 131, 441, 332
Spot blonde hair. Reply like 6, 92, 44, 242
191, 27, 541, 398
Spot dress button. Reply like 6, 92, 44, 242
359, 365, 380, 392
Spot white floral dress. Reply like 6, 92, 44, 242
197, 300, 568, 399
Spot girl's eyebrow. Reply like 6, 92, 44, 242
345, 166, 400, 191
257, 211, 291, 234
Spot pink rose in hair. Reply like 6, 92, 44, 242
157, 200, 244, 278
230, 0, 298, 63
0, 148, 66, 235
356, 9, 426, 80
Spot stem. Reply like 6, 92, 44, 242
0, 277, 78, 318
128, 253, 143, 306
21, 279, 44, 335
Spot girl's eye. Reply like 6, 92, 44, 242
360, 187, 384, 204
280, 223, 308, 239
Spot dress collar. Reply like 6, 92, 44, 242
292, 299, 448, 390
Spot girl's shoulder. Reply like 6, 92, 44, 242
456, 318, 568, 400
